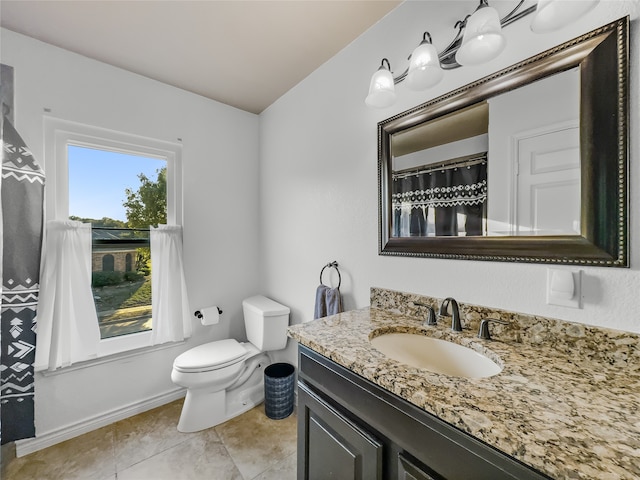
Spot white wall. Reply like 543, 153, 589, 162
260, 0, 640, 365
1, 29, 261, 441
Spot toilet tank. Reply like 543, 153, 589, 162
242, 295, 290, 351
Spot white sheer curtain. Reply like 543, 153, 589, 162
150, 225, 191, 345
35, 220, 101, 371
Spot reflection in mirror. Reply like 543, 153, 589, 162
392, 104, 488, 238
378, 17, 628, 266
390, 69, 580, 239
488, 68, 580, 237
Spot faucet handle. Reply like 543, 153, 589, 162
414, 302, 437, 326
477, 318, 509, 340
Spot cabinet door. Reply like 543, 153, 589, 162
298, 382, 382, 480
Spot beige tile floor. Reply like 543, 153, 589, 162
2, 399, 297, 480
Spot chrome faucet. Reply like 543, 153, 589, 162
438, 297, 462, 332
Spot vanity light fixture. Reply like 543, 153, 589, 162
365, 0, 600, 108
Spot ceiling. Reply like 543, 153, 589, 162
0, 0, 401, 114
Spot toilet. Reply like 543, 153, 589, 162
171, 295, 290, 432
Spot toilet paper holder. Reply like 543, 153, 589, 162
194, 307, 223, 318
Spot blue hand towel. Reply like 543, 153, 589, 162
314, 284, 328, 319
325, 287, 343, 316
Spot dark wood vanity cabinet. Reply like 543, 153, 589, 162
297, 345, 551, 480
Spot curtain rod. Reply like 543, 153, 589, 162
393, 152, 487, 180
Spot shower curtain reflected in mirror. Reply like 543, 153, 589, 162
392, 156, 487, 238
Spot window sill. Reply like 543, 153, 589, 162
99, 330, 153, 357
39, 333, 185, 377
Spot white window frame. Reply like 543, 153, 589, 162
43, 117, 183, 358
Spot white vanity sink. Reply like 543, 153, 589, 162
370, 333, 502, 378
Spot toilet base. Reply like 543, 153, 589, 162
177, 355, 268, 433
178, 389, 226, 433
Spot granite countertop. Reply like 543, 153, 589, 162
288, 304, 640, 480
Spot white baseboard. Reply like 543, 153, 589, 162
15, 388, 186, 457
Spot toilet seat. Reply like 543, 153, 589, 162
173, 339, 248, 373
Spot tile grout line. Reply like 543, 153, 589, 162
111, 402, 195, 476
213, 425, 248, 479
110, 423, 118, 480
113, 424, 226, 477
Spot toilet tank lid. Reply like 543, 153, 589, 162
243, 295, 290, 316
174, 339, 247, 370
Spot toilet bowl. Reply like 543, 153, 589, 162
171, 295, 290, 432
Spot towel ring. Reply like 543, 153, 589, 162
320, 261, 341, 289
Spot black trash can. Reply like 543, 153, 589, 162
264, 362, 295, 420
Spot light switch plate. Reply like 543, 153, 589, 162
546, 268, 582, 308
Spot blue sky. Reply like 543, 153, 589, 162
68, 145, 165, 222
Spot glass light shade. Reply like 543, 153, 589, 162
406, 41, 444, 91
531, 0, 600, 33
365, 65, 396, 108
455, 5, 505, 66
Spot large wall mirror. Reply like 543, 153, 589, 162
378, 17, 628, 266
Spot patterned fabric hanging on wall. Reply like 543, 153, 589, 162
1, 116, 45, 444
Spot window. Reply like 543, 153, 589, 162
44, 118, 182, 356
68, 145, 166, 340
102, 254, 115, 272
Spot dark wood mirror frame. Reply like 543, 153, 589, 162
378, 17, 629, 266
